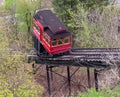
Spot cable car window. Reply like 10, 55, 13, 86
33, 22, 40, 34
43, 32, 50, 45
64, 37, 69, 43
58, 38, 63, 45
52, 39, 57, 46
48, 38, 50, 45
52, 37, 70, 47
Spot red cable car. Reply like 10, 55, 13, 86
33, 9, 72, 55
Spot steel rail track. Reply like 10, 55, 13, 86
71, 48, 120, 51
28, 48, 120, 68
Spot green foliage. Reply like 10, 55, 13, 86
52, 0, 79, 29
0, 13, 44, 97
71, 5, 105, 47
52, 0, 109, 29
15, 0, 40, 34
4, 0, 41, 37
73, 5, 120, 47
75, 86, 120, 97
0, 0, 46, 96
4, 0, 15, 11
15, 0, 38, 13
79, 0, 109, 10
0, 73, 44, 97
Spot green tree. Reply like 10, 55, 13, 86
52, 0, 109, 29
0, 14, 44, 97
72, 4, 120, 47
4, 0, 41, 36
3, 0, 42, 51
15, 0, 41, 35
76, 87, 120, 97
79, 0, 109, 10
52, 0, 79, 29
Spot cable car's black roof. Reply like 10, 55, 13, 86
34, 10, 71, 38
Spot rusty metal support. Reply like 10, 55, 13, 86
46, 65, 51, 96
67, 66, 71, 96
94, 69, 98, 91
32, 63, 36, 74
87, 67, 91, 88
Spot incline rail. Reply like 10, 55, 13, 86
28, 48, 120, 68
